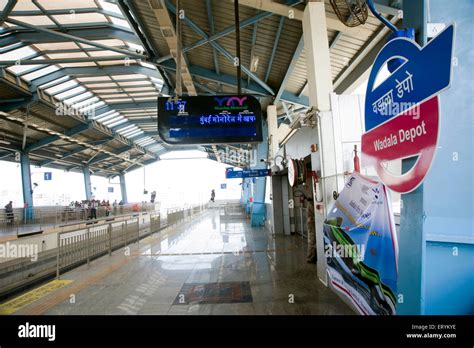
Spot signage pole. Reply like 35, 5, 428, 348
397, 0, 428, 315
234, 0, 242, 95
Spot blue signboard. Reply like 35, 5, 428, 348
362, 24, 454, 193
158, 95, 263, 145
221, 184, 227, 189
365, 25, 454, 131
44, 172, 52, 181
225, 168, 271, 179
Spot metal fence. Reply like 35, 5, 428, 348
56, 217, 140, 279
0, 203, 155, 236
55, 204, 207, 279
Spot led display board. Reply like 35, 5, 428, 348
157, 95, 263, 145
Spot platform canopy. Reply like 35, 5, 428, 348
0, 0, 400, 176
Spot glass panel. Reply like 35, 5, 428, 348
95, 112, 120, 122
88, 50, 124, 57
93, 89, 123, 94
9, 16, 54, 26
97, 60, 132, 66
105, 118, 127, 127
47, 52, 89, 59
34, 42, 80, 51
117, 81, 151, 86
132, 97, 156, 101
79, 39, 124, 49
73, 96, 100, 109
0, 45, 36, 60
98, 0, 122, 15
59, 62, 97, 68
110, 17, 130, 29
22, 65, 60, 81
45, 79, 79, 95
63, 91, 93, 105
13, 0, 38, 11
38, 0, 98, 10
85, 83, 117, 88
56, 86, 87, 100
111, 74, 145, 80
77, 76, 111, 82
53, 13, 107, 25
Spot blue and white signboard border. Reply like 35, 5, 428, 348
362, 24, 455, 193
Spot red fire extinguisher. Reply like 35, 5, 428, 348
353, 145, 360, 173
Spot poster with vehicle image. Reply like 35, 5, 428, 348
323, 172, 398, 315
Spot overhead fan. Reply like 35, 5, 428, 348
329, 0, 368, 27
330, 0, 400, 32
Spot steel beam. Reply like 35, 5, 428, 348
0, 0, 17, 25
30, 65, 163, 90
0, 56, 135, 66
0, 26, 141, 48
274, 35, 304, 103
264, 16, 285, 83
156, 0, 303, 64
24, 123, 91, 152
159, 57, 269, 96
4, 18, 147, 59
205, 0, 220, 76
88, 146, 130, 166
167, 0, 274, 95
10, 8, 124, 19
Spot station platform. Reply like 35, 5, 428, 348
1, 210, 353, 315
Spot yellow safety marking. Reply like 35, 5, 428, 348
0, 280, 73, 315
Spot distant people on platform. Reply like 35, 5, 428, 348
150, 191, 156, 203
4, 201, 14, 226
66, 199, 116, 220
210, 189, 215, 203
90, 199, 98, 220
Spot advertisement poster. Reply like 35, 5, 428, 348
324, 172, 398, 315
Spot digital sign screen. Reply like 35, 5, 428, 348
157, 95, 263, 145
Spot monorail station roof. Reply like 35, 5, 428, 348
0, 0, 399, 176
0, 0, 473, 343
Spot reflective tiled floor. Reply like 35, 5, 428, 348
17, 210, 355, 315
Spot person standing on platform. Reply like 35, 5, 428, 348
90, 199, 98, 220
306, 196, 317, 264
4, 201, 14, 226
113, 199, 118, 215
210, 189, 215, 203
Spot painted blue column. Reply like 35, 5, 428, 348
250, 121, 269, 226
83, 166, 92, 200
398, 0, 474, 315
20, 153, 34, 220
119, 172, 128, 204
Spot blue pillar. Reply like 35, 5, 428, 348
83, 166, 92, 200
250, 121, 269, 226
397, 0, 474, 315
119, 172, 128, 204
20, 153, 33, 219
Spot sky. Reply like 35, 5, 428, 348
0, 150, 242, 208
